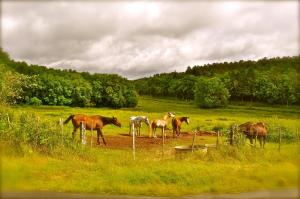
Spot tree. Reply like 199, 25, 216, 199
194, 77, 230, 108
0, 64, 32, 105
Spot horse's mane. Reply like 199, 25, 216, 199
97, 116, 114, 124
163, 114, 168, 120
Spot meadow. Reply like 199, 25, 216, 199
1, 96, 299, 196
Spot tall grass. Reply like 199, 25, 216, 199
0, 107, 81, 155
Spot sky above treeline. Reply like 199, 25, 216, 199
2, 0, 298, 79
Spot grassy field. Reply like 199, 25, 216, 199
9, 96, 300, 137
1, 96, 300, 196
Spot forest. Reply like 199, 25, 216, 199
1, 48, 299, 108
0, 49, 138, 108
134, 56, 300, 107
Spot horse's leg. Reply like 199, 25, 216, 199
255, 134, 258, 147
259, 136, 262, 148
153, 128, 157, 138
173, 127, 175, 138
72, 127, 78, 139
263, 136, 266, 148
99, 129, 107, 145
249, 136, 253, 146
96, 129, 101, 145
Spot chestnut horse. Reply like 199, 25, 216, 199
172, 117, 189, 137
64, 114, 121, 145
150, 112, 175, 138
239, 122, 268, 148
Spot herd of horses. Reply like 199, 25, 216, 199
63, 113, 268, 148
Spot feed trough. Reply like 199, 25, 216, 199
174, 145, 208, 158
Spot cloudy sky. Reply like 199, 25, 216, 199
1, 0, 299, 79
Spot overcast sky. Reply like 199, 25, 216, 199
1, 0, 299, 79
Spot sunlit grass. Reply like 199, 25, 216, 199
1, 96, 300, 196
10, 96, 300, 137
2, 142, 299, 196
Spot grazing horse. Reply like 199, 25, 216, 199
64, 114, 121, 145
239, 122, 268, 148
129, 116, 150, 136
172, 117, 189, 137
150, 112, 175, 138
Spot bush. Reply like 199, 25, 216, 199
29, 97, 42, 106
194, 77, 230, 108
0, 109, 75, 154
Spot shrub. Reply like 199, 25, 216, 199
29, 97, 42, 106
0, 109, 75, 154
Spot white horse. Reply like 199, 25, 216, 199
129, 116, 150, 136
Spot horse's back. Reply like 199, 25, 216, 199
249, 123, 268, 136
72, 114, 102, 126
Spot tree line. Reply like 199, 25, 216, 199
0, 49, 138, 108
134, 56, 300, 107
1, 48, 299, 108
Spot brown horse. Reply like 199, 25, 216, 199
150, 112, 175, 138
64, 114, 121, 145
172, 117, 189, 137
239, 122, 268, 148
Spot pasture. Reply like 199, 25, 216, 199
1, 96, 299, 196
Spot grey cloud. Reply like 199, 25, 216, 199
1, 1, 298, 79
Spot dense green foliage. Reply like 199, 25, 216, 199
134, 56, 300, 106
194, 77, 230, 108
1, 47, 299, 108
0, 49, 138, 108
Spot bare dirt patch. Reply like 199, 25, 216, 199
85, 130, 216, 150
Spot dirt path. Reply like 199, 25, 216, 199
2, 188, 298, 199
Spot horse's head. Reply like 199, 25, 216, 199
144, 117, 150, 126
168, 112, 175, 118
112, 116, 121, 127
186, 117, 190, 124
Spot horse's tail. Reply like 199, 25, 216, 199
64, 115, 74, 125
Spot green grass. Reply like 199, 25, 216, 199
1, 96, 300, 196
10, 96, 300, 137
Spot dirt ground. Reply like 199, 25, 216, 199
85, 131, 217, 150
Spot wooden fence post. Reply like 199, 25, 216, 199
278, 127, 281, 152
36, 116, 40, 149
6, 113, 11, 128
81, 122, 86, 145
59, 118, 64, 146
216, 130, 219, 148
132, 123, 136, 160
230, 125, 235, 145
192, 130, 197, 153
91, 121, 93, 147
162, 127, 165, 159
